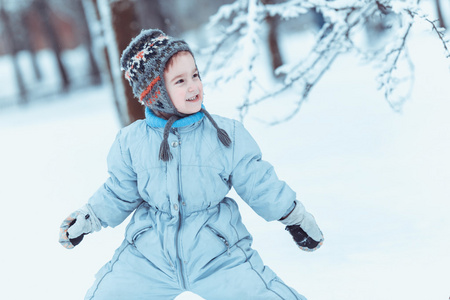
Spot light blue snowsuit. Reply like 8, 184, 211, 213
85, 108, 306, 300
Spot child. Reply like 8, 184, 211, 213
59, 29, 324, 300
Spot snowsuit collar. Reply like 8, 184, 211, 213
145, 105, 231, 161
145, 106, 205, 129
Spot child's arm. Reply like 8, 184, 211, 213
87, 131, 143, 227
59, 130, 143, 249
231, 121, 297, 221
231, 121, 323, 251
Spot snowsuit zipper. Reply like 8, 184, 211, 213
206, 225, 231, 256
131, 227, 152, 245
173, 129, 187, 290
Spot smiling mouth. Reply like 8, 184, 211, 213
186, 94, 199, 102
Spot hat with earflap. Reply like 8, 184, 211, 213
120, 29, 231, 161
120, 29, 192, 116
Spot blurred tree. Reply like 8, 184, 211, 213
0, 0, 114, 107
435, 0, 447, 29
0, 0, 27, 104
159, 0, 234, 35
95, 0, 173, 125
20, 10, 42, 82
96, 0, 142, 126
32, 0, 70, 91
72, 0, 102, 86
261, 0, 283, 76
134, 0, 170, 34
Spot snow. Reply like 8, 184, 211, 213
1, 24, 449, 300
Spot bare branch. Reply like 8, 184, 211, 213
202, 0, 450, 124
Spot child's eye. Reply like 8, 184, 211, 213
193, 73, 199, 78
176, 79, 184, 84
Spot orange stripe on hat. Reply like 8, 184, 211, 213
140, 76, 161, 102
136, 50, 144, 59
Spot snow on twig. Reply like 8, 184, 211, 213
203, 0, 450, 122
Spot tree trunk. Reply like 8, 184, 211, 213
435, 0, 446, 29
135, 0, 169, 33
97, 0, 143, 126
74, 0, 102, 85
110, 0, 144, 124
266, 15, 283, 74
261, 0, 283, 77
33, 0, 70, 91
21, 11, 42, 82
84, 0, 129, 126
0, 2, 27, 103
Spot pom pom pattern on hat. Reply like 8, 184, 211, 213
120, 29, 193, 116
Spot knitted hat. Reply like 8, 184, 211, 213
120, 28, 193, 116
120, 29, 231, 161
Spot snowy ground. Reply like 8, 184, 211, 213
1, 27, 450, 300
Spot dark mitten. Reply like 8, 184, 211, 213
286, 225, 322, 252
68, 218, 86, 247
59, 204, 101, 249
280, 200, 324, 252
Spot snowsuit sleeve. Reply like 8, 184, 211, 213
231, 121, 296, 222
88, 130, 143, 228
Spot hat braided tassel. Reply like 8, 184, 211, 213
159, 115, 180, 161
159, 139, 172, 162
201, 108, 231, 147
217, 128, 231, 147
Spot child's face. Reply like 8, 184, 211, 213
164, 52, 203, 115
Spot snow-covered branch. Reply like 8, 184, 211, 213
202, 0, 450, 122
